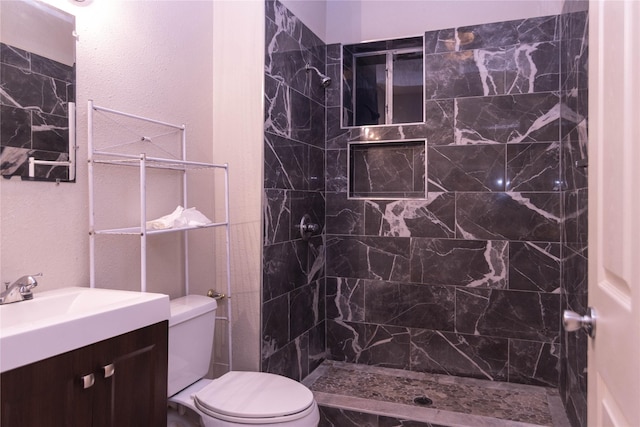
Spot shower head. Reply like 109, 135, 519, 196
305, 64, 332, 88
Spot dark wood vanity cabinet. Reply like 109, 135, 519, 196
1, 321, 168, 427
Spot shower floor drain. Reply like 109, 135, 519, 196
413, 396, 433, 406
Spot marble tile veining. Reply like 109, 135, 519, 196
306, 361, 570, 427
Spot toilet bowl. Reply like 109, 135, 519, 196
167, 295, 319, 426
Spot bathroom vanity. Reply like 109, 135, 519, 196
1, 322, 167, 426
0, 286, 170, 427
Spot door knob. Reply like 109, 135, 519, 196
563, 307, 596, 338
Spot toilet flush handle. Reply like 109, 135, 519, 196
207, 289, 227, 300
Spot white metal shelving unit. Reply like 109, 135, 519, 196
87, 100, 232, 369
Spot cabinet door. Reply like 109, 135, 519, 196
91, 321, 168, 427
1, 322, 168, 427
1, 345, 94, 427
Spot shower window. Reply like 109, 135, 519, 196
343, 36, 424, 127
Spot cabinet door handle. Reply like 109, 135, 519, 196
102, 363, 115, 378
80, 373, 95, 389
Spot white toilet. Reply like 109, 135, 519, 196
167, 295, 320, 427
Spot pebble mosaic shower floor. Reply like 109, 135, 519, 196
303, 361, 571, 427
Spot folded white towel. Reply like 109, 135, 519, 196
146, 206, 212, 230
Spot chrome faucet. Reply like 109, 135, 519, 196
0, 274, 41, 304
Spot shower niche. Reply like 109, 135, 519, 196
348, 139, 426, 199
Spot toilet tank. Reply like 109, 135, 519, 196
167, 295, 217, 397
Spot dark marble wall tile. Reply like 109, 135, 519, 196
563, 248, 587, 298
456, 192, 562, 241
290, 281, 324, 338
509, 242, 561, 293
424, 28, 456, 54
364, 281, 455, 330
455, 93, 560, 144
326, 277, 365, 322
326, 192, 364, 235
517, 15, 560, 44
458, 21, 520, 50
456, 288, 560, 342
264, 133, 307, 190
307, 235, 325, 283
508, 339, 560, 386
427, 145, 505, 192
506, 142, 561, 191
265, 1, 325, 105
563, 188, 588, 256
263, 240, 307, 301
327, 320, 368, 363
264, 189, 291, 245
410, 329, 508, 381
425, 50, 490, 99
288, 88, 325, 146
364, 195, 455, 238
262, 293, 289, 359
326, 236, 411, 282
410, 239, 508, 288
309, 321, 327, 372
262, 1, 327, 378
262, 333, 308, 381
561, 124, 588, 191
326, 149, 348, 192
326, 320, 410, 369
361, 324, 411, 369
425, 99, 454, 146
504, 42, 560, 94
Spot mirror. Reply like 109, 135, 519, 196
0, 0, 76, 182
342, 36, 424, 128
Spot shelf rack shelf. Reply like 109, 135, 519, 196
87, 100, 232, 369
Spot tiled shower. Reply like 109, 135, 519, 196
262, 1, 588, 426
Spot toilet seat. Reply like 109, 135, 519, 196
193, 371, 316, 424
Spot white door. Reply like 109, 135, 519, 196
588, 0, 640, 425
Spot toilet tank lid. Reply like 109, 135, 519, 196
169, 295, 217, 327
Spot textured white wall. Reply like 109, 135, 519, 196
211, 0, 264, 372
1, 0, 216, 296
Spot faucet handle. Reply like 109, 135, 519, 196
19, 274, 42, 299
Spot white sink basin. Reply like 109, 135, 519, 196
0, 286, 170, 373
